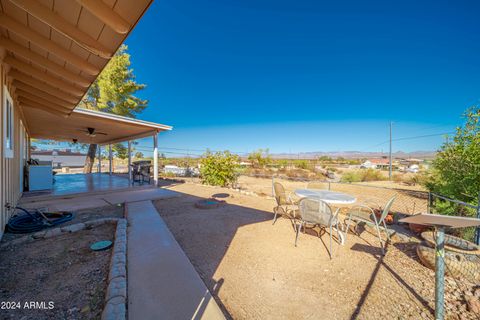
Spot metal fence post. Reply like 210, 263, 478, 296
428, 192, 432, 214
435, 226, 446, 320
476, 192, 480, 245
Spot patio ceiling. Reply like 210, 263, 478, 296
25, 107, 172, 145
0, 0, 153, 123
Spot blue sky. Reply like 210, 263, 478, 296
42, 1, 480, 156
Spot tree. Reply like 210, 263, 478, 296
425, 106, 480, 204
134, 152, 144, 159
79, 44, 148, 173
114, 143, 129, 160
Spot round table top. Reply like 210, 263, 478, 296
294, 189, 356, 205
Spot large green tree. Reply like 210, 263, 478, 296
425, 106, 480, 206
79, 44, 147, 173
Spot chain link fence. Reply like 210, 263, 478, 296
428, 192, 480, 244
237, 174, 479, 243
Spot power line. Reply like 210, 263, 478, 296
392, 132, 455, 142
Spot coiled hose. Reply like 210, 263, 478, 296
6, 207, 74, 234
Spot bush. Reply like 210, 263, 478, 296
340, 169, 386, 183
295, 160, 309, 170
200, 150, 239, 187
248, 148, 271, 168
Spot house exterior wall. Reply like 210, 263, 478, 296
0, 61, 28, 239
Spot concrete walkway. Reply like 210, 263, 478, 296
126, 201, 225, 320
19, 187, 178, 212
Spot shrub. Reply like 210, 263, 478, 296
200, 150, 239, 187
392, 173, 404, 183
341, 169, 386, 183
295, 160, 309, 170
248, 148, 271, 168
340, 171, 362, 183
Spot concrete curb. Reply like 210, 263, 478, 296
101, 218, 128, 320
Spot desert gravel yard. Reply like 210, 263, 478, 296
155, 182, 480, 320
0, 206, 121, 320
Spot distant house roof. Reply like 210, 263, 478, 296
32, 149, 86, 156
369, 158, 390, 165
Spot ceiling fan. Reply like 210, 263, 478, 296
77, 127, 107, 138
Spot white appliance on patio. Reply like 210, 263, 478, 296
28, 163, 53, 191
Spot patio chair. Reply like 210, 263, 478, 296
344, 196, 396, 255
272, 181, 299, 229
295, 197, 344, 259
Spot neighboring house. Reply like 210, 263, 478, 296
32, 149, 87, 168
361, 158, 397, 169
360, 160, 377, 169
361, 158, 388, 169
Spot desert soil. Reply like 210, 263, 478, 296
155, 181, 479, 320
0, 221, 115, 319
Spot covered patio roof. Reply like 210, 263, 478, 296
0, 0, 154, 128
25, 107, 172, 145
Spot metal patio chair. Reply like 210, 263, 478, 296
272, 181, 299, 230
295, 197, 344, 259
344, 196, 396, 255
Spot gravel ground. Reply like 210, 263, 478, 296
0, 223, 115, 320
155, 182, 480, 320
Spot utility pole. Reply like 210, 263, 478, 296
389, 121, 393, 180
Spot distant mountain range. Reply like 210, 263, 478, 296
268, 150, 437, 160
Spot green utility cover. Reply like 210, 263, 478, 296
90, 240, 113, 251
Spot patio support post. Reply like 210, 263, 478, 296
98, 145, 101, 173
109, 144, 113, 175
153, 132, 158, 187
128, 141, 132, 184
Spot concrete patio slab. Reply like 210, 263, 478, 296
20, 197, 111, 212
104, 188, 178, 205
126, 201, 225, 320
19, 187, 179, 212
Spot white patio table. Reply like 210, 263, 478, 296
294, 189, 355, 246
294, 189, 356, 205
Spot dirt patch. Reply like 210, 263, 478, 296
154, 182, 479, 320
0, 223, 115, 320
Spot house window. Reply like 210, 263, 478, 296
3, 86, 14, 158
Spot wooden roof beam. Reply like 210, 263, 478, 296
16, 89, 71, 112
18, 96, 70, 114
19, 100, 69, 117
12, 80, 72, 107
0, 37, 91, 87
5, 56, 84, 96
9, 0, 113, 58
75, 0, 130, 34
0, 14, 99, 75
9, 70, 79, 104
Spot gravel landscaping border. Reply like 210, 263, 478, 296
102, 218, 127, 320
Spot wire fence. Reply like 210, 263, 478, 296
428, 192, 480, 244
234, 173, 479, 243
